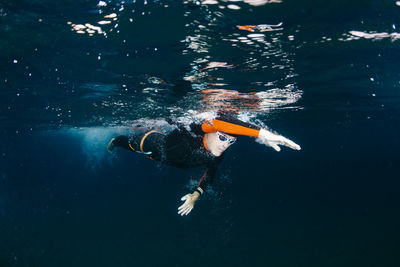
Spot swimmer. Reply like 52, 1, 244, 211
107, 114, 300, 216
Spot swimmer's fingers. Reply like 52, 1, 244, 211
257, 128, 301, 151
270, 143, 281, 152
278, 136, 301, 151
268, 136, 301, 151
179, 205, 193, 216
178, 201, 193, 216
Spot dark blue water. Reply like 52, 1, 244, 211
1, 0, 400, 266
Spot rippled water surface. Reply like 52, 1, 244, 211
1, 0, 400, 266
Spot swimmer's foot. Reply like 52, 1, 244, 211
107, 138, 115, 152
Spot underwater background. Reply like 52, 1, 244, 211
1, 0, 400, 266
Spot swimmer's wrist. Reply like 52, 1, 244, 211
195, 187, 204, 195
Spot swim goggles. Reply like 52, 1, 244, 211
217, 131, 236, 145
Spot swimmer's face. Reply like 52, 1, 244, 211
205, 131, 236, 156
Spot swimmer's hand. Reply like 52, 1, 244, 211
178, 191, 200, 216
257, 128, 301, 152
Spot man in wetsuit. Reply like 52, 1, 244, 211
107, 115, 300, 216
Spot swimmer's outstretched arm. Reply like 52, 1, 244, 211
202, 116, 301, 152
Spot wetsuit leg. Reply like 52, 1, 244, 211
112, 133, 148, 152
137, 132, 166, 161
112, 136, 132, 151
113, 132, 166, 162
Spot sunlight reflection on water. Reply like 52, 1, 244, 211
53, 0, 303, 126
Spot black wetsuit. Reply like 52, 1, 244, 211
112, 123, 223, 192
113, 114, 262, 193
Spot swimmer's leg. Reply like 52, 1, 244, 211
107, 132, 166, 161
107, 136, 132, 152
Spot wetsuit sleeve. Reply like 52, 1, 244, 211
196, 159, 221, 193
201, 115, 261, 137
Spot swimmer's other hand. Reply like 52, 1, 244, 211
257, 128, 301, 152
178, 191, 200, 216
